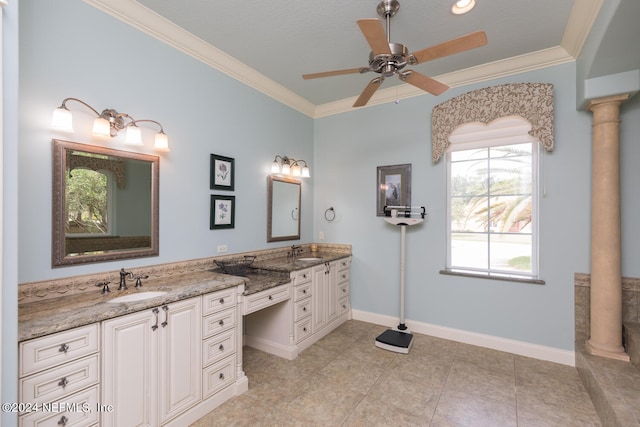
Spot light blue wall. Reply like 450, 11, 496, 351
314, 63, 640, 351
18, 0, 314, 282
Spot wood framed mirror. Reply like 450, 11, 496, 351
267, 175, 301, 242
52, 139, 159, 267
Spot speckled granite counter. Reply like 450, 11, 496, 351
18, 245, 351, 342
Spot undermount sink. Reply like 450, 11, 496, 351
295, 257, 324, 265
107, 291, 167, 303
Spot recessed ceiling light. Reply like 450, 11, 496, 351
452, 0, 476, 14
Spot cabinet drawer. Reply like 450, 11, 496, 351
202, 288, 237, 316
293, 282, 311, 302
338, 282, 349, 299
293, 269, 312, 285
21, 354, 99, 403
294, 318, 312, 343
203, 355, 236, 399
202, 329, 235, 368
293, 297, 312, 322
202, 307, 236, 338
243, 284, 290, 315
19, 384, 100, 427
20, 324, 99, 377
338, 296, 350, 317
337, 258, 351, 271
337, 269, 350, 283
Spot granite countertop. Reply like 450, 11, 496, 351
18, 251, 351, 342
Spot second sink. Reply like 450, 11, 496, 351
295, 257, 324, 265
107, 291, 167, 303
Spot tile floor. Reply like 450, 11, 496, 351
191, 320, 601, 426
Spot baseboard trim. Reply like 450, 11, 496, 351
352, 309, 575, 366
244, 334, 298, 360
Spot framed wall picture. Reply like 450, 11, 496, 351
376, 164, 411, 216
210, 154, 235, 190
210, 195, 235, 229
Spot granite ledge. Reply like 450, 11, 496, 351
19, 270, 244, 342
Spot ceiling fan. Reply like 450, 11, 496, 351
302, 0, 487, 107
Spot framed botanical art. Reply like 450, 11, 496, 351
210, 195, 235, 229
210, 154, 235, 191
376, 164, 411, 216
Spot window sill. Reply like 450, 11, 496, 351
439, 269, 545, 285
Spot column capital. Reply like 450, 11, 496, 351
587, 93, 630, 112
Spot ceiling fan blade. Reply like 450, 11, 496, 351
399, 71, 449, 96
410, 31, 487, 64
302, 68, 366, 80
353, 77, 384, 107
357, 19, 392, 55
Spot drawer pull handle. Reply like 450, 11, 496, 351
152, 307, 159, 331
58, 377, 69, 388
302, 274, 307, 279
268, 295, 273, 300
161, 305, 169, 328
58, 416, 69, 426
219, 373, 225, 380
218, 320, 225, 326
219, 344, 224, 351
342, 274, 347, 279
303, 327, 307, 332
343, 304, 347, 309
303, 307, 307, 311
58, 343, 70, 353
302, 289, 307, 294
219, 298, 225, 304
343, 289, 347, 293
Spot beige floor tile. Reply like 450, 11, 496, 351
431, 389, 517, 427
343, 394, 431, 427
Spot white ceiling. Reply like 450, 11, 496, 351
86, 0, 638, 117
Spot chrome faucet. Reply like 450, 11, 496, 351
133, 274, 149, 288
118, 268, 133, 290
95, 281, 111, 294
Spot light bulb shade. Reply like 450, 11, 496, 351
291, 164, 301, 176
281, 163, 291, 175
154, 132, 170, 151
51, 107, 74, 132
271, 161, 281, 174
92, 117, 111, 137
301, 166, 310, 178
125, 125, 143, 145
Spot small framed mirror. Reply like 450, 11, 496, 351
267, 175, 301, 242
52, 139, 159, 267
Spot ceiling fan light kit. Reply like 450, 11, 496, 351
302, 0, 487, 108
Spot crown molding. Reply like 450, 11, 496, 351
84, 0, 596, 119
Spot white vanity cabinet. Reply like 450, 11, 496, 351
18, 324, 101, 427
101, 296, 202, 427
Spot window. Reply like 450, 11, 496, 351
445, 117, 538, 279
65, 167, 115, 237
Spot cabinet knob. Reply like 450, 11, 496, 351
303, 307, 307, 312
219, 373, 225, 380
268, 295, 273, 300
302, 289, 307, 294
303, 274, 307, 279
219, 344, 224, 352
57, 415, 69, 426
58, 343, 69, 353
58, 377, 69, 388
219, 298, 225, 304
218, 320, 225, 326
303, 327, 307, 332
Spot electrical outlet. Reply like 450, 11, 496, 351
319, 232, 325, 240
217, 245, 228, 253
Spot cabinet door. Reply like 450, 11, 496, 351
327, 261, 339, 323
159, 298, 202, 424
102, 309, 158, 427
311, 264, 327, 333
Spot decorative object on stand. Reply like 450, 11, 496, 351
271, 155, 310, 178
376, 164, 411, 216
375, 205, 426, 354
324, 207, 336, 222
210, 154, 235, 190
210, 194, 235, 229
51, 97, 169, 151
302, 0, 487, 107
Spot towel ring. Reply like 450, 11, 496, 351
324, 207, 335, 222
291, 208, 298, 220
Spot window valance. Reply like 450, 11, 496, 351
431, 83, 554, 163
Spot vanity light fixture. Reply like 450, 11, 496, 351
271, 155, 310, 178
51, 97, 170, 152
452, 0, 476, 14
